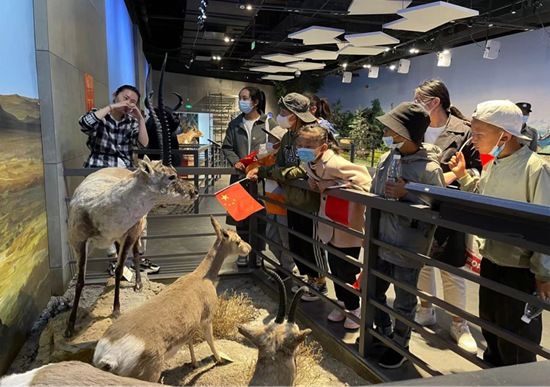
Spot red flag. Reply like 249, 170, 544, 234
239, 150, 259, 167
216, 183, 264, 222
325, 194, 350, 226
352, 270, 362, 290
480, 153, 495, 167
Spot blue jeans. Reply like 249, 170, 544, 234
374, 259, 421, 347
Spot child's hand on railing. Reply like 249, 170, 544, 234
247, 167, 259, 182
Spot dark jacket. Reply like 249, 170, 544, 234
432, 115, 481, 177
430, 115, 482, 266
258, 129, 320, 214
372, 145, 445, 269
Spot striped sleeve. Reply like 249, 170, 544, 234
79, 110, 100, 136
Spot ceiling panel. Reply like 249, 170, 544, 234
287, 26, 345, 45
344, 31, 400, 46
262, 53, 304, 63
294, 49, 339, 60
249, 65, 297, 73
286, 61, 326, 71
338, 45, 388, 56
347, 0, 412, 15
262, 74, 294, 81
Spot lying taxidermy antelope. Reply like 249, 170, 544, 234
239, 270, 311, 386
93, 216, 251, 382
65, 54, 197, 338
0, 361, 161, 386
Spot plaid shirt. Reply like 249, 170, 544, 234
79, 110, 139, 168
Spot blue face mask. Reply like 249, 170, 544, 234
297, 148, 316, 164
382, 136, 404, 149
239, 100, 254, 114
489, 132, 506, 158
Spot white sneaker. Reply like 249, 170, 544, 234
327, 301, 346, 322
450, 321, 478, 354
415, 306, 436, 326
344, 307, 361, 330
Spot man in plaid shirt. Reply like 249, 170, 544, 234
78, 85, 158, 274
79, 84, 148, 168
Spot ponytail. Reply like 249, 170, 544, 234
449, 105, 469, 122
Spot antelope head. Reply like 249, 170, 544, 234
136, 155, 197, 204
238, 270, 311, 358
211, 216, 251, 257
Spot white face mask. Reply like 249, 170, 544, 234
277, 114, 292, 129
382, 136, 404, 149
522, 115, 529, 124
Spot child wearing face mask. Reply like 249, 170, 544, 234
297, 124, 372, 330
370, 102, 445, 369
247, 93, 325, 301
449, 100, 550, 367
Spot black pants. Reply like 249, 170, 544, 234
479, 258, 542, 366
287, 210, 318, 278
327, 244, 361, 310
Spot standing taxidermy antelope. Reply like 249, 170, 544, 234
239, 270, 311, 386
0, 361, 162, 386
65, 53, 197, 338
93, 216, 251, 382
65, 157, 197, 337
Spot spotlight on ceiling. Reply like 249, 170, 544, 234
362, 64, 371, 69
409, 48, 419, 54
437, 49, 452, 67
368, 66, 379, 79
389, 64, 396, 71
342, 62, 348, 69
246, 4, 253, 11
384, 47, 390, 52
231, 38, 235, 42
224, 36, 230, 43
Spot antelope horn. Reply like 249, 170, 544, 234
158, 53, 172, 166
265, 269, 286, 324
287, 286, 307, 323
172, 92, 183, 111
145, 66, 164, 163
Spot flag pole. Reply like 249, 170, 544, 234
214, 176, 249, 195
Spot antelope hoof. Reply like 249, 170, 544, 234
134, 281, 143, 292
64, 326, 74, 339
112, 307, 121, 318
191, 361, 199, 369
217, 352, 233, 364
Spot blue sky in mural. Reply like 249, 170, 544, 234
105, 0, 136, 92
0, 0, 38, 98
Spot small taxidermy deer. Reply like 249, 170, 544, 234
239, 270, 311, 386
65, 54, 197, 338
177, 127, 203, 145
93, 216, 251, 382
0, 361, 161, 386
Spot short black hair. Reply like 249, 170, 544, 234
114, 84, 141, 103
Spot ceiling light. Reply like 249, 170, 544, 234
442, 49, 450, 54
409, 47, 419, 54
488, 23, 494, 27
246, 4, 253, 11
342, 71, 352, 84
389, 64, 396, 71
342, 62, 348, 69
437, 49, 452, 67
231, 38, 235, 42
368, 66, 379, 78
224, 36, 230, 43
362, 64, 371, 69
384, 47, 390, 52
239, 4, 245, 9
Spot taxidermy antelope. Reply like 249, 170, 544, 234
0, 361, 162, 386
177, 127, 203, 145
93, 216, 251, 382
65, 54, 197, 338
239, 270, 311, 386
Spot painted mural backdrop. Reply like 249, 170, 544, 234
0, 0, 49, 373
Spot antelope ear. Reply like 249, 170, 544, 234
293, 328, 311, 345
143, 155, 151, 163
137, 158, 153, 175
210, 215, 223, 238
238, 325, 260, 345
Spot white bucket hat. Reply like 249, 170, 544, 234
472, 100, 531, 140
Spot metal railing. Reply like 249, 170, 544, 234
61, 162, 550, 382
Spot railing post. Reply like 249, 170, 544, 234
204, 147, 210, 193
358, 206, 380, 356
193, 148, 200, 214
350, 142, 356, 163
247, 181, 260, 269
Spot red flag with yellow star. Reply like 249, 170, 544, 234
215, 182, 264, 222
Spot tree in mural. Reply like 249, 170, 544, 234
330, 100, 354, 137
349, 99, 385, 163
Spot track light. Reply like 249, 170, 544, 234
342, 62, 348, 69
363, 64, 371, 69
368, 66, 379, 78
397, 59, 410, 74
224, 36, 230, 43
384, 47, 390, 52
389, 64, 396, 71
409, 48, 419, 54
246, 4, 253, 11
342, 71, 352, 84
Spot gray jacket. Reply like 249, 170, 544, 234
371, 144, 445, 269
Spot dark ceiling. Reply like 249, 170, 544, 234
125, 0, 550, 84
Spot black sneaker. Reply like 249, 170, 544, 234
301, 278, 328, 302
236, 256, 249, 267
378, 347, 408, 369
140, 258, 160, 274
107, 260, 117, 276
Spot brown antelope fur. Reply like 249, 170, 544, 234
177, 127, 203, 145
65, 156, 197, 337
0, 361, 163, 386
93, 216, 251, 382
238, 270, 311, 386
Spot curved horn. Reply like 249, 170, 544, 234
265, 269, 286, 324
145, 65, 164, 162
287, 286, 307, 323
172, 92, 183, 111
158, 53, 172, 166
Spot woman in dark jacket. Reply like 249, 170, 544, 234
222, 86, 276, 267
413, 79, 481, 354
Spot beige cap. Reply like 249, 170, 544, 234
472, 100, 530, 140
